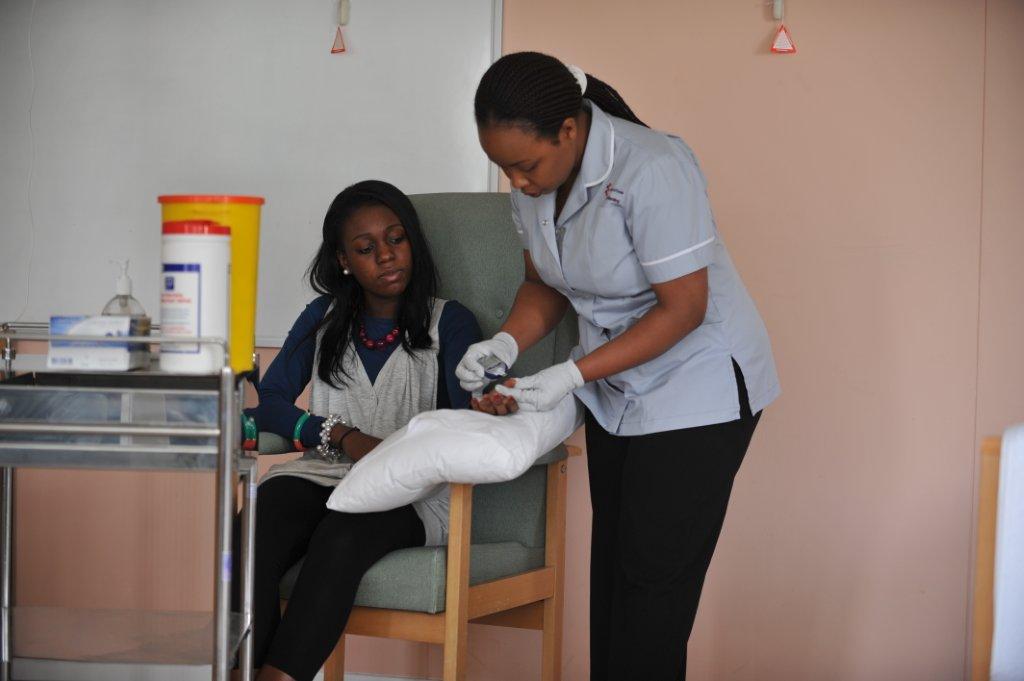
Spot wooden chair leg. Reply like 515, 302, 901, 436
541, 461, 567, 681
442, 631, 467, 681
323, 634, 345, 681
541, 594, 563, 681
443, 483, 472, 681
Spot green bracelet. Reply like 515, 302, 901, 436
293, 411, 311, 451
244, 414, 257, 439
242, 414, 258, 450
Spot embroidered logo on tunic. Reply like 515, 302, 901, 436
604, 182, 624, 205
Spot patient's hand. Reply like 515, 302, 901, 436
470, 379, 519, 416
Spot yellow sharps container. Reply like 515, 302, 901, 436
158, 195, 265, 374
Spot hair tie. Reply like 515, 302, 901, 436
566, 64, 588, 95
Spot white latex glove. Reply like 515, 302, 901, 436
494, 360, 584, 412
456, 331, 519, 393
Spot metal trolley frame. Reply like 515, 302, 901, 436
0, 325, 256, 681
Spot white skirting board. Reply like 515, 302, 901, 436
12, 658, 429, 681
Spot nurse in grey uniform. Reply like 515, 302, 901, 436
458, 52, 780, 681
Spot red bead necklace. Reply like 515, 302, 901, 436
358, 321, 401, 351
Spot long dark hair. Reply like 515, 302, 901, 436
474, 51, 647, 139
305, 180, 438, 388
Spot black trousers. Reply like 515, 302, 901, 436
231, 476, 425, 681
586, 361, 761, 681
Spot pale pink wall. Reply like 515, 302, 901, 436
976, 0, 1024, 438
498, 0, 998, 680
10, 1, 1023, 679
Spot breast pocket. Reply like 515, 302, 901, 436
576, 203, 646, 298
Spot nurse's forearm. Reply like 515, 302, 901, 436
575, 305, 703, 382
501, 280, 570, 353
575, 269, 708, 383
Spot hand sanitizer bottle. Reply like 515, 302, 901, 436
102, 259, 147, 318
102, 258, 152, 341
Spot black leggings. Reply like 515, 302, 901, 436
586, 360, 761, 681
231, 476, 425, 680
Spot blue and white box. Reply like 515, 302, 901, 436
48, 315, 150, 371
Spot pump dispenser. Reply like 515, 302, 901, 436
102, 259, 151, 344
102, 259, 147, 318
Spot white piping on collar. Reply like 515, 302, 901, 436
584, 117, 615, 189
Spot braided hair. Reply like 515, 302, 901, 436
474, 51, 646, 139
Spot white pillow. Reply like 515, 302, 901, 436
326, 394, 583, 513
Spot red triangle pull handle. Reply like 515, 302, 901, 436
771, 24, 796, 54
331, 26, 347, 54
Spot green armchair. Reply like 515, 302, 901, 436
260, 193, 579, 681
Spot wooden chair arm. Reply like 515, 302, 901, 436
446, 482, 474, 594
447, 482, 474, 553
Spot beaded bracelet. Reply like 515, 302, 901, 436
292, 412, 311, 451
317, 414, 351, 463
242, 414, 258, 451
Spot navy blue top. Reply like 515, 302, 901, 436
254, 296, 481, 447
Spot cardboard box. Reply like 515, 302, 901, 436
48, 315, 151, 371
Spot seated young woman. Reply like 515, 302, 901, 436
233, 180, 481, 681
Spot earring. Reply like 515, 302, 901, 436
343, 268, 350, 275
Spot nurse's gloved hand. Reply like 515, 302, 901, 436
456, 332, 519, 392
494, 360, 584, 412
